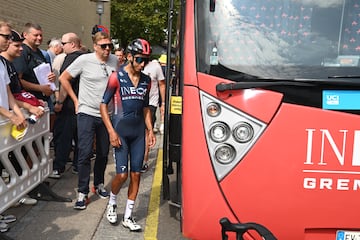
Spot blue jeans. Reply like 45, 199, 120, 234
77, 113, 109, 194
53, 112, 77, 172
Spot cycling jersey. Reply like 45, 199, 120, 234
102, 65, 151, 173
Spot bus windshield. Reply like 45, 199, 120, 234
197, 0, 360, 80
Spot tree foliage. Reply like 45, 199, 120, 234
111, 0, 170, 49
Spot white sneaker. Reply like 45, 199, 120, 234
49, 170, 61, 179
0, 214, 16, 224
0, 222, 8, 233
106, 204, 117, 224
122, 217, 141, 231
14, 196, 37, 206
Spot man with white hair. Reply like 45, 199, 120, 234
47, 38, 63, 64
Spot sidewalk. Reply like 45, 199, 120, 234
1, 136, 161, 240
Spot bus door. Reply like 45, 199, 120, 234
162, 0, 182, 209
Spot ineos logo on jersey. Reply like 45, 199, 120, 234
303, 128, 360, 191
120, 86, 147, 101
121, 86, 147, 96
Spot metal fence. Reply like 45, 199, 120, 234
0, 108, 52, 214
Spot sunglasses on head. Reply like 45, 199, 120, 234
97, 43, 113, 50
0, 33, 13, 40
134, 56, 150, 64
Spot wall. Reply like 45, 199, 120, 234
0, 0, 111, 50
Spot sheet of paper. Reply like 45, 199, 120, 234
33, 63, 56, 91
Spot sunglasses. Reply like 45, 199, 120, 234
134, 56, 150, 64
97, 43, 113, 50
0, 33, 13, 40
101, 63, 109, 77
62, 41, 71, 45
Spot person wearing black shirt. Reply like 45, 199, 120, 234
49, 33, 84, 179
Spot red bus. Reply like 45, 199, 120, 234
163, 0, 360, 239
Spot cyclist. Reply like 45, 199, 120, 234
100, 38, 156, 231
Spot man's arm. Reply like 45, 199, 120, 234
159, 79, 166, 116
1, 86, 27, 129
54, 84, 68, 112
156, 61, 166, 118
144, 107, 156, 148
59, 70, 78, 112
52, 53, 66, 104
100, 103, 121, 147
16, 100, 44, 117
100, 71, 121, 147
57, 84, 69, 103
18, 72, 53, 96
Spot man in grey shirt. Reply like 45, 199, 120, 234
59, 31, 118, 210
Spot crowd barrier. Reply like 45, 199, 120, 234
0, 108, 52, 214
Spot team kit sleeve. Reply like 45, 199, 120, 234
102, 71, 119, 104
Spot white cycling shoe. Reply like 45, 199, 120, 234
122, 217, 141, 231
106, 204, 117, 224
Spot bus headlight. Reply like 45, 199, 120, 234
201, 91, 267, 180
233, 122, 254, 143
209, 122, 230, 142
207, 102, 221, 117
215, 144, 236, 164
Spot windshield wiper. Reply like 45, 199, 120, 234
216, 80, 314, 92
328, 75, 360, 78
216, 77, 360, 92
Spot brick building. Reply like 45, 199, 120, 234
0, 0, 111, 50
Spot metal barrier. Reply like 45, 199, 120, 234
0, 108, 52, 214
